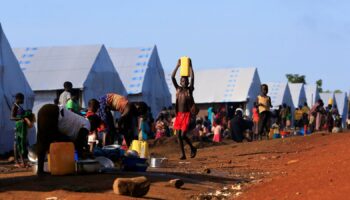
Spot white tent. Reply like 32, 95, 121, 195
108, 46, 171, 117
267, 82, 294, 110
13, 45, 126, 116
304, 85, 320, 108
319, 92, 335, 106
288, 83, 307, 108
0, 24, 35, 153
334, 93, 348, 127
167, 67, 261, 116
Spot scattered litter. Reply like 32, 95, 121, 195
235, 192, 243, 196
203, 168, 211, 174
271, 155, 280, 159
287, 159, 299, 165
231, 184, 242, 190
46, 197, 58, 200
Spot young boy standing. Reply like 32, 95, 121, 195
59, 81, 73, 106
257, 84, 272, 140
172, 59, 197, 160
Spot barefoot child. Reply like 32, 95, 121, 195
257, 84, 272, 140
172, 58, 197, 160
10, 93, 35, 168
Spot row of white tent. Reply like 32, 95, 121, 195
1, 22, 349, 153
166, 70, 348, 128
0, 24, 171, 153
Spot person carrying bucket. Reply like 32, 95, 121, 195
171, 57, 197, 160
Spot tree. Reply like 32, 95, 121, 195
316, 79, 323, 93
334, 90, 342, 93
286, 74, 306, 84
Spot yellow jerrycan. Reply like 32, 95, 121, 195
328, 98, 333, 106
48, 142, 75, 175
130, 140, 149, 158
180, 56, 191, 77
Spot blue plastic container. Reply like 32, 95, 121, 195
74, 151, 78, 161
298, 129, 311, 135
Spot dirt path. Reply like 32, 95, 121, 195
1, 132, 350, 200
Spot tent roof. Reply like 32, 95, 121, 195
334, 92, 348, 111
304, 84, 320, 107
288, 83, 305, 108
267, 82, 289, 108
319, 92, 335, 105
13, 45, 104, 91
0, 23, 35, 153
167, 67, 258, 104
108, 46, 154, 94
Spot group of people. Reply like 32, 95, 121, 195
10, 59, 348, 175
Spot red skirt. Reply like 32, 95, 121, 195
174, 112, 191, 132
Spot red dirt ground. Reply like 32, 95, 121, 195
1, 131, 350, 200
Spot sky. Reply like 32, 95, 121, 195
0, 0, 349, 92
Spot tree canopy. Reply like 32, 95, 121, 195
286, 74, 306, 84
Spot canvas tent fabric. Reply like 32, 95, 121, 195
319, 93, 335, 106
288, 83, 307, 109
334, 93, 348, 127
0, 24, 35, 153
304, 85, 320, 108
167, 67, 261, 114
108, 46, 171, 117
267, 82, 294, 110
13, 45, 127, 116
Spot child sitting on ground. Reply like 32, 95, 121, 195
212, 118, 223, 143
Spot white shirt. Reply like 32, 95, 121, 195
57, 106, 90, 140
59, 91, 71, 106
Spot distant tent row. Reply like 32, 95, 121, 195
166, 67, 261, 117
13, 45, 172, 118
319, 92, 349, 127
267, 82, 294, 110
13, 45, 127, 116
0, 24, 35, 153
108, 46, 171, 117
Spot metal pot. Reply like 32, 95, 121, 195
150, 157, 168, 168
32, 162, 49, 174
76, 159, 101, 174
95, 156, 114, 169
28, 145, 38, 163
102, 144, 121, 150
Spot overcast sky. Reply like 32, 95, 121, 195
1, 0, 349, 92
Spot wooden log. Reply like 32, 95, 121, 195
113, 176, 150, 197
168, 179, 184, 189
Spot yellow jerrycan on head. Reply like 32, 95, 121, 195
48, 142, 76, 175
180, 56, 191, 77
328, 98, 333, 106
130, 140, 149, 158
